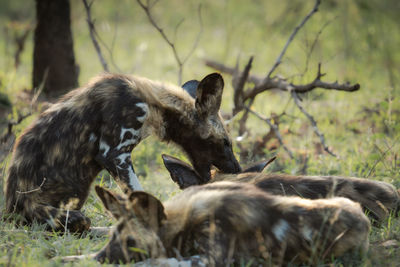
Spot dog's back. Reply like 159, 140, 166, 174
215, 173, 400, 222
163, 182, 370, 265
162, 154, 399, 223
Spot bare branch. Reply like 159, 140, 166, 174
137, 0, 181, 82
301, 17, 336, 77
205, 59, 360, 100
233, 56, 253, 115
182, 4, 203, 64
95, 16, 123, 73
173, 18, 185, 43
365, 141, 397, 178
137, 1, 203, 84
233, 57, 254, 134
204, 1, 355, 159
245, 107, 294, 159
247, 77, 360, 99
290, 90, 337, 157
137, 0, 175, 48
266, 0, 321, 79
82, 0, 110, 72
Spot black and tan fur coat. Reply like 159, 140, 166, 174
4, 73, 240, 231
62, 184, 370, 266
163, 155, 400, 223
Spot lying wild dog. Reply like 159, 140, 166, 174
162, 155, 400, 222
4, 73, 241, 232
61, 185, 370, 265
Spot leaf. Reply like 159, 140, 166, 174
129, 247, 148, 255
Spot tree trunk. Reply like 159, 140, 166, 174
33, 0, 79, 97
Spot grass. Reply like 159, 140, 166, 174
0, 0, 399, 266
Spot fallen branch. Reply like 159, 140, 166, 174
233, 56, 254, 135
233, 56, 253, 115
205, 59, 360, 100
82, 0, 110, 72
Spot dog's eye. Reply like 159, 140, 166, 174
126, 236, 137, 247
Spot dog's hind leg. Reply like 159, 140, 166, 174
25, 204, 91, 233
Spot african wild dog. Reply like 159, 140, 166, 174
62, 184, 370, 265
162, 155, 400, 222
4, 73, 241, 232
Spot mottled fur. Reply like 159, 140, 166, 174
62, 184, 370, 265
163, 155, 400, 222
4, 73, 240, 231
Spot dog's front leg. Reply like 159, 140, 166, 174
95, 125, 143, 192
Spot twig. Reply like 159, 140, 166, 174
137, 0, 202, 84
322, 229, 348, 259
301, 17, 336, 77
365, 139, 398, 178
290, 90, 337, 157
82, 0, 110, 72
231, 56, 254, 135
245, 107, 294, 159
182, 6, 203, 65
16, 178, 47, 194
95, 18, 122, 73
266, 0, 321, 79
85, 5, 124, 74
231, 56, 254, 134
64, 208, 70, 234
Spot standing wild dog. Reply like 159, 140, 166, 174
162, 155, 400, 222
62, 184, 370, 265
4, 73, 241, 232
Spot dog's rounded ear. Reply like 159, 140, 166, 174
242, 156, 276, 173
128, 191, 166, 230
195, 73, 224, 117
162, 154, 204, 189
182, 79, 199, 98
95, 186, 126, 219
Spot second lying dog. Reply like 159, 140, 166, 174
62, 184, 370, 265
162, 155, 400, 222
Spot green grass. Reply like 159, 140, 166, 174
0, 0, 399, 266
